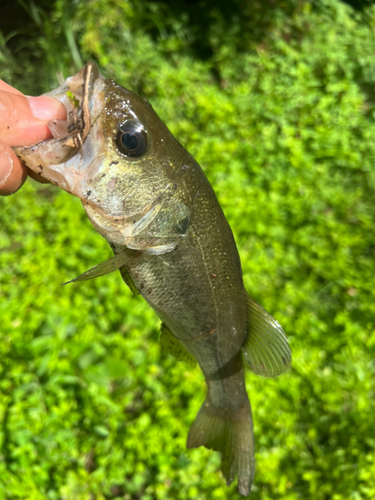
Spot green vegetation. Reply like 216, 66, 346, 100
1, 0, 375, 498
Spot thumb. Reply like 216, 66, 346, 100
0, 90, 66, 147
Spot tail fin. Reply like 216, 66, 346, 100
187, 394, 254, 496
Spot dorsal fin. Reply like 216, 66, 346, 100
159, 323, 196, 366
242, 296, 291, 378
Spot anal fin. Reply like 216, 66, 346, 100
160, 323, 196, 366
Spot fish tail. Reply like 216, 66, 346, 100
187, 386, 254, 496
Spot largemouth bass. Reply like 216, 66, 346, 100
14, 62, 291, 496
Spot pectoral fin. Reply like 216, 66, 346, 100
242, 296, 291, 378
62, 250, 129, 284
160, 323, 196, 366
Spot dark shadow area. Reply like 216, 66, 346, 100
151, 0, 302, 58
341, 0, 375, 8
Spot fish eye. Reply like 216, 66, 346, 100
116, 120, 148, 157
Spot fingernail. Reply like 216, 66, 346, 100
28, 96, 66, 121
0, 151, 13, 187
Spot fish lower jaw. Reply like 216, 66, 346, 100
48, 166, 85, 193
83, 210, 135, 245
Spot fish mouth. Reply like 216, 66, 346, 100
13, 61, 106, 200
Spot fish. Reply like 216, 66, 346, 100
13, 62, 291, 496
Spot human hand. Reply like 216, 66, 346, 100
0, 80, 66, 196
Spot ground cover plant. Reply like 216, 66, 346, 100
0, 0, 374, 498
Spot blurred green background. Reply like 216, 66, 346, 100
1, 0, 375, 498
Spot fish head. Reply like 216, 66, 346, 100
14, 62, 193, 254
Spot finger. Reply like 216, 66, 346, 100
0, 92, 66, 146
0, 142, 28, 196
0, 80, 24, 95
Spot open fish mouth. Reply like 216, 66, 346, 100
13, 61, 106, 202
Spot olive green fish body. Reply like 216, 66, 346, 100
112, 168, 252, 401
13, 62, 291, 496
